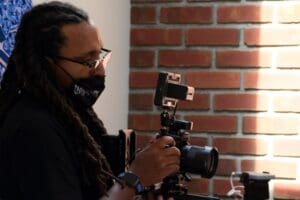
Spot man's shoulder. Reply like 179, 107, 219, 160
1, 93, 63, 137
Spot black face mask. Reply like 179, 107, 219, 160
67, 75, 105, 108
54, 63, 105, 108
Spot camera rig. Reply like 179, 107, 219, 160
153, 71, 219, 200
99, 71, 275, 199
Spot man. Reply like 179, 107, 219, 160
0, 2, 180, 200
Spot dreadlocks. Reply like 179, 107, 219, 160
0, 1, 112, 197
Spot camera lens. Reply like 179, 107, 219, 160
180, 145, 219, 178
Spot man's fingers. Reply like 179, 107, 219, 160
162, 164, 180, 176
163, 155, 180, 167
156, 136, 176, 148
162, 146, 181, 157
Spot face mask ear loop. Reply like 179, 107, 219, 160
54, 62, 76, 83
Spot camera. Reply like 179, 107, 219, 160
154, 71, 219, 200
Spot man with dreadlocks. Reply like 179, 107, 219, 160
0, 1, 180, 200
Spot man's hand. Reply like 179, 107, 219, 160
129, 136, 181, 187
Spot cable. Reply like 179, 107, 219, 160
226, 171, 244, 199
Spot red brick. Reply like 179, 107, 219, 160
185, 115, 237, 133
132, 0, 181, 2
217, 5, 273, 23
277, 49, 300, 68
189, 0, 240, 1
128, 114, 160, 131
189, 137, 208, 146
274, 181, 300, 199
177, 94, 209, 110
130, 50, 155, 67
160, 6, 212, 24
241, 159, 297, 179
129, 71, 158, 88
136, 134, 155, 149
278, 4, 300, 23
273, 138, 300, 157
243, 116, 299, 134
186, 71, 240, 89
273, 94, 300, 112
131, 28, 182, 46
213, 137, 268, 155
216, 50, 273, 68
129, 93, 153, 110
159, 50, 211, 67
244, 71, 300, 90
186, 28, 239, 46
131, 7, 156, 24
216, 159, 237, 176
214, 93, 269, 112
244, 27, 300, 46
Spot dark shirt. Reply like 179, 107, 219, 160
0, 93, 101, 200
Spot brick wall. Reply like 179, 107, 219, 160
129, 0, 300, 199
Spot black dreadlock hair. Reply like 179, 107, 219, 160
0, 1, 113, 197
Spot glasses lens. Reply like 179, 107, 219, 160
101, 50, 112, 69
89, 60, 99, 69
100, 51, 108, 61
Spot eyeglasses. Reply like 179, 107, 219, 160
56, 48, 112, 69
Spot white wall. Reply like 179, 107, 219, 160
32, 0, 130, 134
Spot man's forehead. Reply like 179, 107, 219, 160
60, 22, 102, 56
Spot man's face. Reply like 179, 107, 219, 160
55, 21, 105, 88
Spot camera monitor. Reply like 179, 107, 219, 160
154, 71, 194, 109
